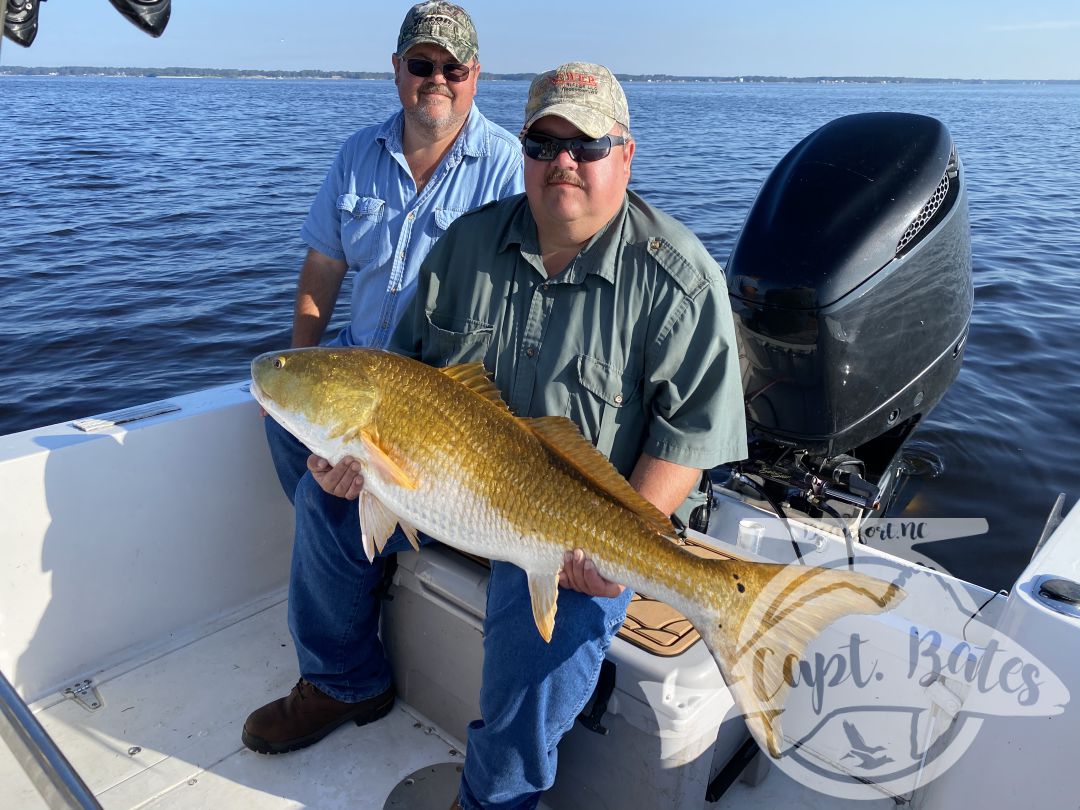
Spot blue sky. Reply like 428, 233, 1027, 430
3, 0, 1078, 79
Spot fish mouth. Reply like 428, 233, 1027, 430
249, 377, 268, 410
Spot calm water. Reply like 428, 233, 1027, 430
2, 77, 1079, 591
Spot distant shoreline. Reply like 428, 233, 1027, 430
2, 66, 1077, 84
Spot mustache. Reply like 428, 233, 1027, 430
419, 83, 453, 97
545, 167, 584, 187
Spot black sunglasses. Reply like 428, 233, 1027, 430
522, 132, 628, 163
403, 57, 472, 83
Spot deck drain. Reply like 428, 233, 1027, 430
383, 762, 463, 809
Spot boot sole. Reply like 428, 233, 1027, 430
241, 691, 395, 755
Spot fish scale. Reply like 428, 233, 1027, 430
251, 346, 906, 759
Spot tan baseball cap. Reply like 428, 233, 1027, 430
521, 62, 630, 140
397, 2, 479, 64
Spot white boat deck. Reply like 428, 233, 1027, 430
2, 596, 891, 810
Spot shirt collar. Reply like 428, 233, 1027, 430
503, 195, 629, 286
376, 104, 487, 159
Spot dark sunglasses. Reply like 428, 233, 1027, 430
522, 132, 628, 163
403, 57, 472, 83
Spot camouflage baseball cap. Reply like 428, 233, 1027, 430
397, 2, 478, 64
521, 62, 630, 140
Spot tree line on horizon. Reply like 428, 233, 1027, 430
1, 66, 1074, 83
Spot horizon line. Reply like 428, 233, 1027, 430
2, 65, 1078, 83
0, 65, 1075, 83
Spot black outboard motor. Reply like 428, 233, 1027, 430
725, 112, 972, 520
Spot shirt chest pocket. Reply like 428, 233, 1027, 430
423, 312, 494, 368
571, 354, 643, 453
337, 194, 385, 264
433, 207, 466, 241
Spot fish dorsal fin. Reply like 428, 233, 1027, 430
524, 416, 674, 537
440, 363, 510, 412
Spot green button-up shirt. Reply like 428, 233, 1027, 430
389, 190, 747, 520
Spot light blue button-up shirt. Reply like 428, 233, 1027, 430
301, 104, 524, 348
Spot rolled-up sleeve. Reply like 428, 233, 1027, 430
642, 269, 748, 469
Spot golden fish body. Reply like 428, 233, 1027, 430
251, 347, 904, 758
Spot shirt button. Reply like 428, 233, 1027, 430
381, 321, 389, 329
614, 394, 624, 405
407, 212, 414, 219
525, 347, 537, 358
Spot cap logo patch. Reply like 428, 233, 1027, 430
551, 72, 599, 90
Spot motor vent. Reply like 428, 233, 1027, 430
896, 148, 957, 255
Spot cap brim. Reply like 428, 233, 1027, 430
522, 102, 615, 140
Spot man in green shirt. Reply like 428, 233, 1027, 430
316, 62, 747, 809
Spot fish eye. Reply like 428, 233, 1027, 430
273, 356, 286, 369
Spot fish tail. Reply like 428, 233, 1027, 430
693, 562, 905, 758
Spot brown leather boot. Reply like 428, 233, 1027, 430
242, 678, 395, 754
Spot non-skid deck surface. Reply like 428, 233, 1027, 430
1, 601, 462, 810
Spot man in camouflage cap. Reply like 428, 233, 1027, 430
386, 62, 747, 809
397, 0, 478, 64
243, 1, 522, 759
520, 61, 630, 139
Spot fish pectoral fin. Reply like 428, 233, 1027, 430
526, 571, 560, 643
360, 430, 418, 490
359, 491, 400, 561
700, 563, 906, 759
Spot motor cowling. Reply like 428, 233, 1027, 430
727, 112, 973, 461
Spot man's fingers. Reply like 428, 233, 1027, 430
309, 455, 364, 499
583, 558, 624, 598
560, 549, 624, 597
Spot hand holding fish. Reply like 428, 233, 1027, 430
308, 453, 365, 500
559, 549, 625, 598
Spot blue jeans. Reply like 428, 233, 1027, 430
459, 563, 632, 810
265, 417, 633, 809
